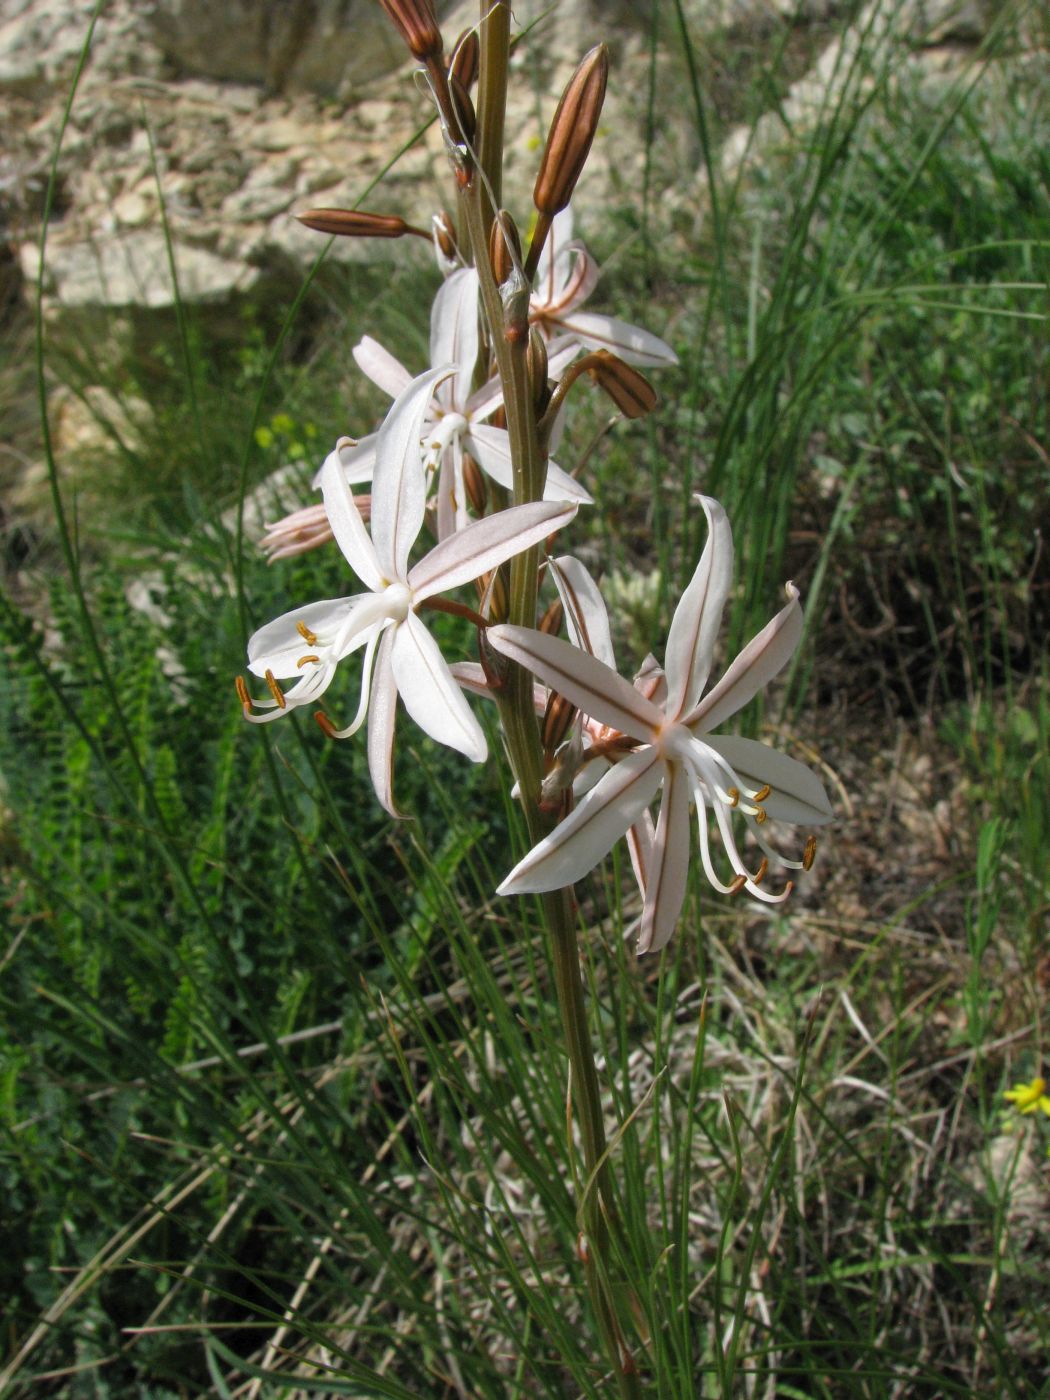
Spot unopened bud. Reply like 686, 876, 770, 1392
542, 690, 578, 756
586, 351, 657, 419
527, 329, 550, 411
449, 28, 479, 90
488, 210, 521, 285
433, 210, 458, 264
448, 73, 476, 148
378, 0, 443, 61
533, 45, 609, 217
296, 208, 410, 239
463, 453, 487, 516
538, 597, 563, 636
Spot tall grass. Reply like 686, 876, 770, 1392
1, 0, 1047, 1394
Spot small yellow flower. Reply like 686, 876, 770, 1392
1004, 1076, 1050, 1117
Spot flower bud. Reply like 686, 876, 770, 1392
488, 210, 521, 285
538, 597, 563, 636
586, 351, 657, 419
527, 329, 550, 411
542, 689, 578, 757
448, 72, 477, 148
533, 45, 609, 217
463, 453, 487, 516
378, 0, 443, 62
432, 210, 459, 266
296, 208, 411, 239
449, 28, 479, 90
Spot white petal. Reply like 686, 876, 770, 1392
636, 759, 691, 955
465, 423, 593, 505
319, 454, 384, 591
704, 735, 833, 826
352, 336, 413, 399
486, 625, 662, 743
430, 267, 479, 407
391, 612, 487, 761
550, 555, 615, 668
686, 584, 803, 734
663, 496, 733, 720
247, 596, 370, 678
498, 748, 663, 895
311, 435, 377, 490
371, 365, 451, 582
558, 310, 678, 368
367, 629, 402, 818
408, 500, 577, 602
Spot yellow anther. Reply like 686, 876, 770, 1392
728, 874, 747, 896
235, 675, 251, 710
296, 654, 320, 668
725, 787, 740, 808
753, 784, 771, 802
753, 857, 768, 886
296, 620, 318, 646
803, 835, 817, 871
314, 711, 338, 739
754, 807, 768, 825
264, 669, 286, 709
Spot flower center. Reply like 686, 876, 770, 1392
383, 581, 413, 622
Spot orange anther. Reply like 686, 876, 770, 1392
754, 807, 768, 825
314, 711, 339, 739
264, 669, 286, 709
235, 675, 251, 709
753, 784, 771, 802
803, 836, 817, 872
296, 654, 320, 668
753, 857, 768, 885
296, 620, 318, 646
725, 787, 740, 808
728, 874, 747, 895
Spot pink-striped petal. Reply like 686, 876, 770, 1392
557, 310, 678, 368
408, 500, 577, 602
466, 423, 593, 506
663, 495, 733, 720
352, 336, 413, 399
367, 628, 402, 818
685, 584, 803, 734
319, 453, 383, 591
391, 612, 487, 761
497, 747, 663, 895
430, 267, 479, 407
371, 365, 451, 582
550, 555, 615, 667
703, 735, 833, 826
311, 435, 378, 490
635, 760, 692, 955
486, 625, 663, 743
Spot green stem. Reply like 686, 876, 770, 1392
475, 1, 510, 232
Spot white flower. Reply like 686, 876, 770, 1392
240, 365, 577, 816
486, 496, 833, 954
530, 208, 678, 369
328, 267, 590, 536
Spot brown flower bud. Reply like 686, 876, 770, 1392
449, 27, 479, 90
448, 73, 477, 148
586, 351, 658, 419
378, 0, 443, 62
526, 329, 550, 411
538, 597, 564, 636
542, 689, 578, 757
488, 210, 521, 285
296, 208, 411, 239
462, 453, 487, 516
432, 210, 458, 264
533, 45, 609, 217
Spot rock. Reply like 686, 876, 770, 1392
23, 230, 257, 307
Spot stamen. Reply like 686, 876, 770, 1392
297, 620, 318, 646
753, 857, 768, 886
753, 784, 771, 802
315, 711, 339, 738
725, 786, 740, 808
264, 669, 286, 709
296, 654, 321, 668
803, 836, 817, 871
235, 675, 251, 710
728, 874, 747, 895
754, 807, 768, 825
